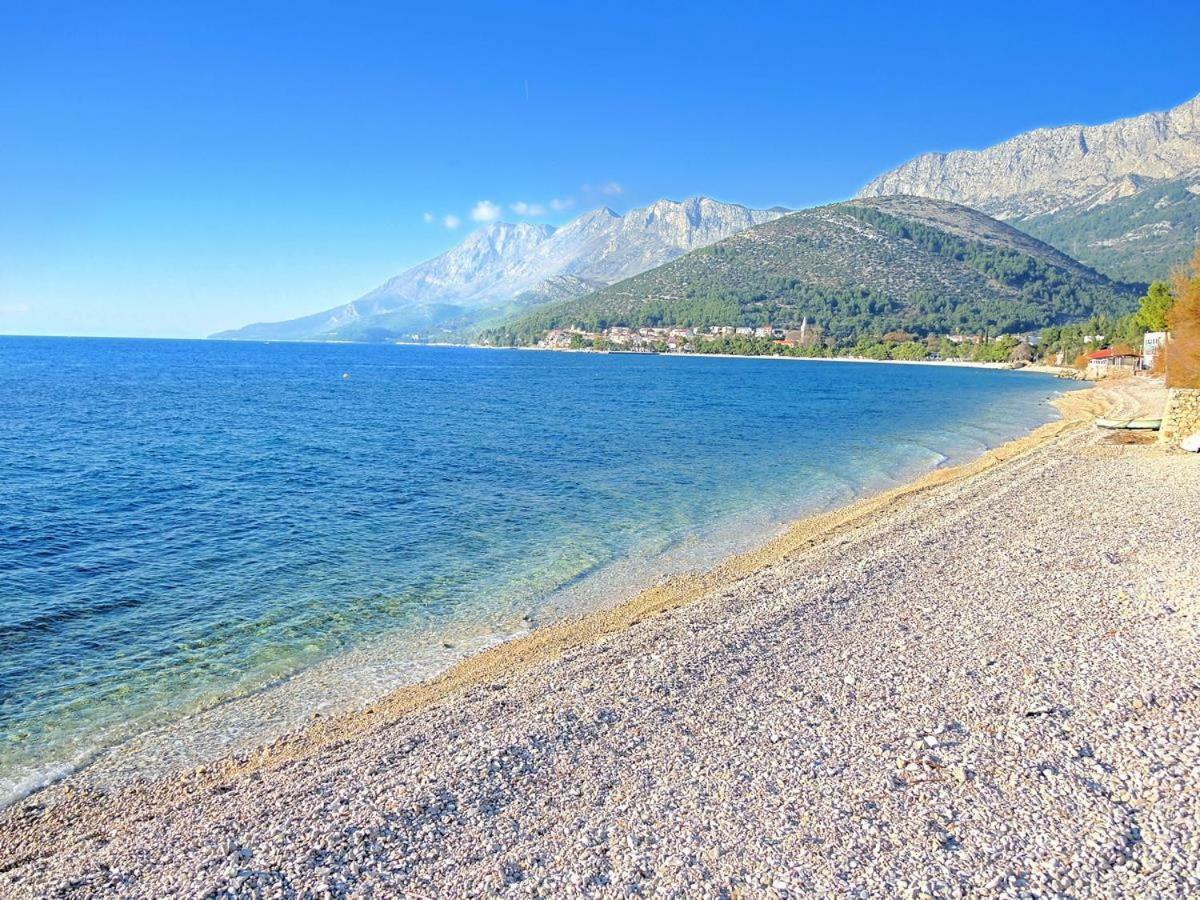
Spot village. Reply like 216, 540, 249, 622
535, 320, 1171, 378
539, 323, 801, 352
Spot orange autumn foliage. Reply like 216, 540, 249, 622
1166, 248, 1200, 389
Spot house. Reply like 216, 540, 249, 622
753, 326, 773, 338
734, 326, 754, 336
1143, 331, 1169, 370
1085, 347, 1140, 378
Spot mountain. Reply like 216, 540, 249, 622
857, 92, 1200, 281
210, 198, 786, 341
1016, 174, 1200, 284
486, 196, 1140, 345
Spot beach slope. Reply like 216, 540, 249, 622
2, 378, 1198, 897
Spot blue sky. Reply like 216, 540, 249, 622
2, 1, 1199, 338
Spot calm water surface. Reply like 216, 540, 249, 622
0, 338, 1080, 804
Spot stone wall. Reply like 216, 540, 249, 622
1159, 388, 1200, 447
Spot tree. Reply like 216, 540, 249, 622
892, 341, 929, 361
1135, 281, 1174, 332
1166, 249, 1200, 388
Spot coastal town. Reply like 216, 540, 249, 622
539, 322, 816, 352
534, 319, 1171, 377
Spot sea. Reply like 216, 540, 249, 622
0, 337, 1082, 806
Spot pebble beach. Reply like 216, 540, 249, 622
2, 377, 1198, 898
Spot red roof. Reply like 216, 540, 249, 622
1087, 348, 1139, 360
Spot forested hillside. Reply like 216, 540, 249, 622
1018, 175, 1200, 283
482, 197, 1141, 346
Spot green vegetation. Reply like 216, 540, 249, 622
1038, 280, 1174, 366
1135, 281, 1174, 332
480, 198, 1141, 351
687, 335, 830, 357
1018, 176, 1200, 283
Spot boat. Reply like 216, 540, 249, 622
1095, 417, 1162, 430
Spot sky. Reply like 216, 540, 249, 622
2, 0, 1199, 338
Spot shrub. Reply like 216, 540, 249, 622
1166, 249, 1200, 388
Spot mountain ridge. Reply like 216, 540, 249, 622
858, 92, 1200, 219
857, 92, 1200, 281
211, 197, 786, 342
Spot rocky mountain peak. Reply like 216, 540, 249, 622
212, 196, 786, 341
858, 91, 1200, 219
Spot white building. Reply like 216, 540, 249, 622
1143, 331, 1169, 370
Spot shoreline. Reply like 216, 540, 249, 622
0, 367, 1077, 809
5, 376, 1197, 896
498, 342, 1073, 373
9, 378, 1099, 802
207, 380, 1106, 774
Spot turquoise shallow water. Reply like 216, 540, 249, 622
0, 338, 1080, 804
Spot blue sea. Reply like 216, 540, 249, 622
0, 338, 1079, 805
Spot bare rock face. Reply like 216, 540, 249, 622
858, 93, 1200, 219
212, 199, 785, 341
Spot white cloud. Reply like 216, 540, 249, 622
422, 212, 434, 223
549, 197, 575, 212
443, 214, 461, 229
470, 200, 503, 223
582, 181, 623, 195
510, 201, 547, 216
0, 303, 30, 315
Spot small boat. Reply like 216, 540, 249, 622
1096, 417, 1162, 430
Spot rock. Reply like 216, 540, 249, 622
859, 93, 1200, 219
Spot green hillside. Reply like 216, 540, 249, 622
482, 196, 1141, 347
1017, 175, 1200, 283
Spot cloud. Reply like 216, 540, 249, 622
470, 200, 503, 223
583, 181, 624, 195
443, 214, 461, 229
422, 212, 434, 223
549, 197, 575, 212
510, 201, 547, 217
0, 303, 30, 315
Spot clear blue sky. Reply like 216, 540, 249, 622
3, 0, 1199, 338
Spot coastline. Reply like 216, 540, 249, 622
7, 381, 1097, 789
5, 376, 1197, 896
209, 379, 1105, 774
0, 343, 1073, 814
502, 343, 1075, 375
18, 374, 1084, 800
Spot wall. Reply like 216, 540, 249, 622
1159, 388, 1200, 447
